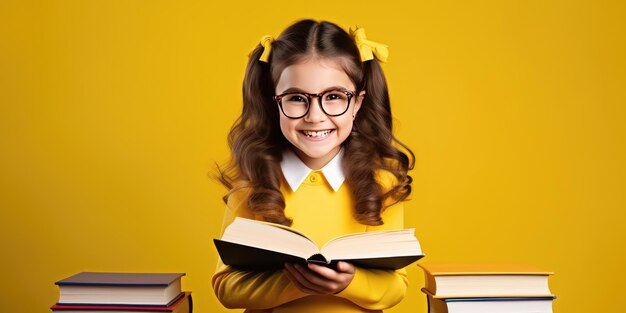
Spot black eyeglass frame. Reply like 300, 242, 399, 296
273, 89, 355, 119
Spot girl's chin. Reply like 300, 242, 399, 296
294, 146, 341, 164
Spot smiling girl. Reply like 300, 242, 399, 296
212, 19, 415, 313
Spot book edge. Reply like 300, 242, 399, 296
421, 288, 555, 299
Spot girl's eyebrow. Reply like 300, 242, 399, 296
279, 85, 350, 94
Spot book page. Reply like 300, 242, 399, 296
220, 217, 320, 259
321, 229, 422, 260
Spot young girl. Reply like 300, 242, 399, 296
212, 19, 415, 313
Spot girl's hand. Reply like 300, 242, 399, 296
283, 261, 355, 295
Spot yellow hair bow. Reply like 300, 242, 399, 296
259, 35, 274, 63
349, 26, 389, 63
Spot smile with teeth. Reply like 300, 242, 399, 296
302, 129, 333, 138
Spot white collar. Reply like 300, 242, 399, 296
280, 148, 345, 192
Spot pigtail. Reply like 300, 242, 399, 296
217, 43, 292, 226
344, 58, 415, 226
366, 58, 414, 194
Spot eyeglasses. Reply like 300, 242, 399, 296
273, 89, 355, 119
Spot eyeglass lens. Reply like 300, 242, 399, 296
280, 90, 351, 118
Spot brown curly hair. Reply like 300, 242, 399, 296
216, 19, 414, 226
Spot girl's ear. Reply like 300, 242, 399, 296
353, 90, 366, 118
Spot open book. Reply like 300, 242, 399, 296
214, 217, 424, 270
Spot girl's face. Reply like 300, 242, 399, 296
275, 57, 364, 170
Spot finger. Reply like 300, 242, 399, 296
336, 261, 355, 274
307, 263, 341, 280
283, 266, 320, 295
294, 264, 344, 294
285, 263, 326, 294
284, 264, 318, 293
293, 263, 335, 291
285, 274, 319, 295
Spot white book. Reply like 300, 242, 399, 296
418, 263, 554, 298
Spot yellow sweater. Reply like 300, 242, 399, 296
212, 170, 408, 313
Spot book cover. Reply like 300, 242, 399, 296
214, 217, 424, 270
56, 272, 185, 287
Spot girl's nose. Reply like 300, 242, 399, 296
303, 98, 327, 123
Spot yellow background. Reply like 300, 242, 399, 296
1, 0, 625, 312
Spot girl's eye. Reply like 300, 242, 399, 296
285, 94, 307, 103
325, 92, 347, 101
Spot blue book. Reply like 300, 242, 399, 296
427, 295, 557, 313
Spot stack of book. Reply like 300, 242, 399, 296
50, 272, 192, 313
418, 264, 555, 313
